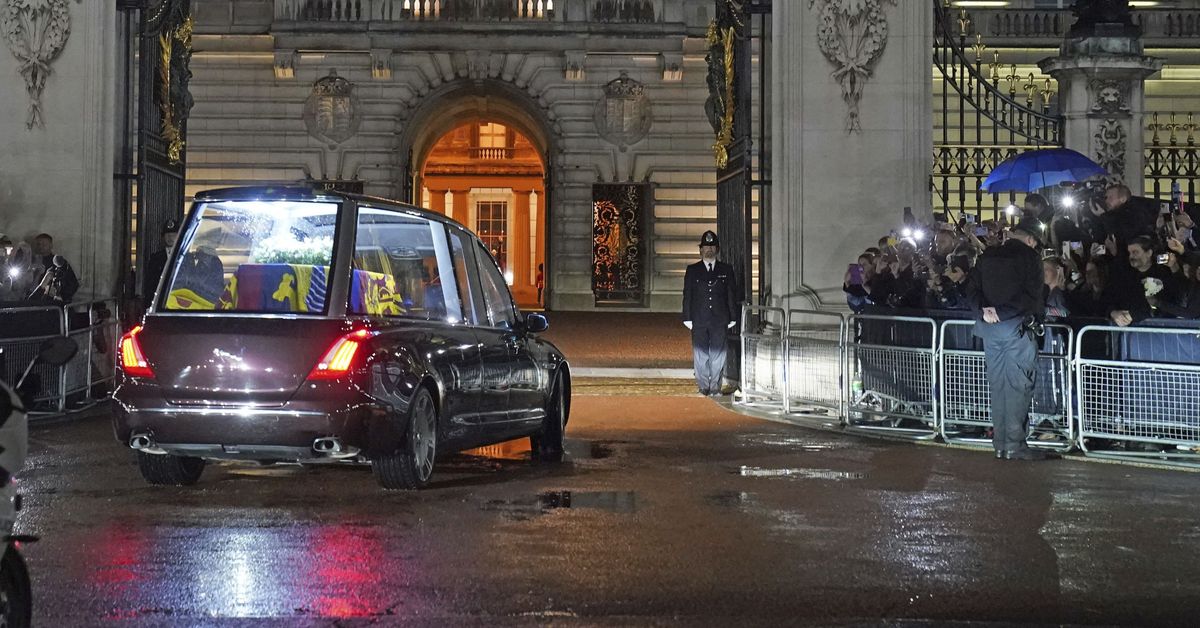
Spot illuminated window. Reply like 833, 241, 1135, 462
476, 200, 508, 272
478, 123, 507, 149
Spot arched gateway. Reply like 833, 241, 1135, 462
397, 79, 560, 309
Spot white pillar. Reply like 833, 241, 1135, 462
769, 0, 932, 309
1041, 55, 1161, 195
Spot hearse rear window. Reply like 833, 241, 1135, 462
161, 200, 340, 314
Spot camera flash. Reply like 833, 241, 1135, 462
901, 228, 913, 238
6, 267, 18, 279
914, 230, 926, 241
1005, 205, 1017, 216
1062, 195, 1077, 208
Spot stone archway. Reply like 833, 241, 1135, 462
396, 79, 560, 309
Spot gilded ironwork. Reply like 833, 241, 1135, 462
932, 0, 1063, 219
591, 183, 647, 305
149, 1, 194, 165
705, 20, 736, 168
1145, 111, 1199, 205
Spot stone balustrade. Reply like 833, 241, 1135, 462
954, 8, 1200, 46
273, 0, 667, 23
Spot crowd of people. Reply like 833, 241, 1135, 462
0, 232, 79, 305
844, 183, 1200, 326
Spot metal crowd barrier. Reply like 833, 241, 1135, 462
739, 305, 787, 410
737, 304, 1200, 468
0, 298, 118, 421
783, 309, 845, 422
1075, 324, 1200, 467
845, 314, 940, 440
938, 320, 1074, 451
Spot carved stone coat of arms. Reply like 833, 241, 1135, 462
593, 71, 653, 151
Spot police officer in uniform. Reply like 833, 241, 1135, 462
967, 217, 1056, 461
682, 230, 738, 396
143, 218, 180, 307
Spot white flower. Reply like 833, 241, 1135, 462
1142, 277, 1164, 297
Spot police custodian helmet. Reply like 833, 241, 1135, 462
699, 230, 719, 248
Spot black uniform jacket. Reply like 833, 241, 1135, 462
967, 240, 1044, 324
682, 260, 738, 326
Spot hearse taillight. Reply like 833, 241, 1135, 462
119, 325, 155, 378
306, 329, 377, 381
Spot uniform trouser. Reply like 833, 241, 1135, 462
982, 328, 1037, 454
692, 323, 727, 393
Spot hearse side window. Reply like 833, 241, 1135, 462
160, 200, 340, 314
446, 227, 479, 325
474, 242, 518, 328
350, 206, 463, 322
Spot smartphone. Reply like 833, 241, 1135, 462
1069, 241, 1082, 251
1091, 243, 1107, 257
973, 226, 988, 237
1161, 202, 1172, 215
963, 213, 977, 224
1158, 253, 1171, 265
847, 263, 865, 285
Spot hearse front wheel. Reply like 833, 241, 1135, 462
373, 386, 437, 490
136, 452, 205, 486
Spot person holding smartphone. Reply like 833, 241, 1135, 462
843, 253, 875, 313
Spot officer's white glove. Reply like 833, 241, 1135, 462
683, 321, 693, 330
726, 321, 736, 329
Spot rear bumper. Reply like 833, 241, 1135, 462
112, 385, 402, 461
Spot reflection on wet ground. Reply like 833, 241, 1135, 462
20, 396, 1200, 626
734, 465, 866, 480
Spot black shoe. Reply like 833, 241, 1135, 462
1004, 449, 1060, 461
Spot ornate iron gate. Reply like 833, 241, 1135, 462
933, 0, 1063, 220
1145, 112, 1199, 205
127, 0, 193, 310
591, 183, 648, 306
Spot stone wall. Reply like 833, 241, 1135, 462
0, 1, 117, 300
186, 0, 724, 311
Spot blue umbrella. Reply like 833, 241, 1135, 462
980, 147, 1108, 193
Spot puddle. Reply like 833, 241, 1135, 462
734, 466, 864, 481
483, 490, 638, 516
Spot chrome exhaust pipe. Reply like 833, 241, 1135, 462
129, 432, 166, 455
130, 432, 154, 450
312, 437, 343, 454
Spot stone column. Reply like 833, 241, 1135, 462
769, 0, 932, 309
429, 189, 447, 216
534, 189, 546, 286
512, 190, 533, 293
1041, 41, 1161, 194
450, 189, 470, 225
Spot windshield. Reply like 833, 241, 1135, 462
160, 199, 341, 314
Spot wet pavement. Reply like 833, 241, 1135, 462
18, 395, 1200, 626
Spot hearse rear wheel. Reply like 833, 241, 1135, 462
531, 373, 566, 463
373, 386, 437, 490
136, 452, 205, 486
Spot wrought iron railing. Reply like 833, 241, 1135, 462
933, 0, 1063, 221
1145, 111, 1199, 205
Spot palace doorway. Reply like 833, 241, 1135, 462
419, 120, 546, 309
